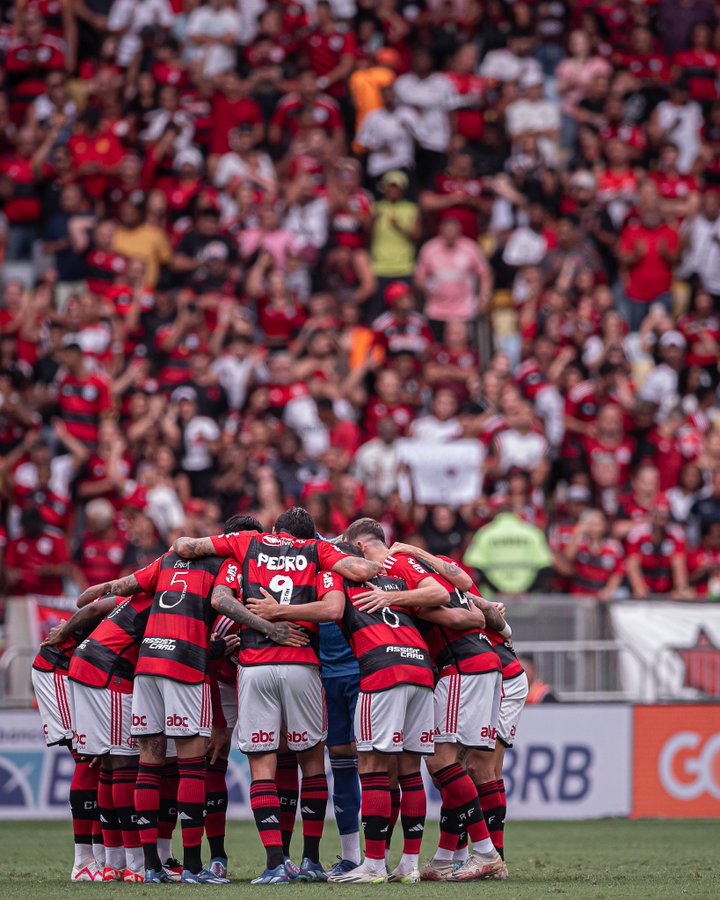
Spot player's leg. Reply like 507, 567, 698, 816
131, 675, 170, 881
62, 674, 101, 881
445, 672, 504, 882
98, 758, 125, 880
388, 684, 433, 883
326, 672, 362, 876
385, 755, 400, 867
111, 753, 143, 881
283, 666, 329, 881
205, 679, 236, 879
328, 688, 402, 883
157, 748, 179, 874
238, 665, 287, 884
274, 736, 299, 865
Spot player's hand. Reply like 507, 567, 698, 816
388, 542, 414, 557
465, 607, 486, 629
246, 587, 283, 621
42, 621, 67, 646
490, 600, 506, 617
207, 727, 232, 765
353, 587, 393, 613
223, 634, 241, 655
269, 622, 309, 647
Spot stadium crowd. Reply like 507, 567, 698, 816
3, 0, 720, 609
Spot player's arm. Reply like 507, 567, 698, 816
172, 535, 219, 558
42, 596, 117, 645
388, 543, 473, 592
77, 572, 142, 607
465, 593, 511, 636
211, 584, 309, 647
352, 576, 447, 613
330, 555, 382, 582
245, 587, 344, 623
416, 604, 486, 630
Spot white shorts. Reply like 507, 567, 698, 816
68, 682, 139, 757
497, 672, 529, 747
32, 668, 73, 747
219, 680, 238, 731
355, 684, 434, 755
237, 665, 326, 753
131, 675, 212, 738
434, 671, 502, 750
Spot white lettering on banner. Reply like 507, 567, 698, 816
658, 732, 720, 800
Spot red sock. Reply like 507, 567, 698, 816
135, 762, 163, 847
477, 780, 503, 852
98, 769, 123, 850
436, 764, 490, 846
275, 752, 298, 857
158, 759, 179, 842
70, 753, 98, 847
300, 773, 328, 863
177, 757, 206, 873
496, 778, 507, 857
398, 772, 426, 855
205, 757, 228, 859
250, 780, 284, 870
387, 787, 401, 848
359, 772, 390, 861
113, 765, 140, 850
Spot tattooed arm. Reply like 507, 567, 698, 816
211, 584, 309, 647
331, 555, 382, 582
172, 536, 218, 559
77, 574, 142, 608
388, 543, 473, 592
43, 596, 116, 645
467, 594, 512, 636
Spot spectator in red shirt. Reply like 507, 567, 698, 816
4, 10, 66, 124
303, 0, 357, 101
614, 464, 661, 541
688, 521, 720, 597
618, 182, 680, 331
371, 281, 434, 361
420, 149, 487, 240
208, 71, 264, 158
564, 509, 625, 600
4, 507, 76, 597
625, 497, 692, 599
57, 340, 112, 448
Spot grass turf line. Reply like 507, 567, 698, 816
0, 819, 717, 899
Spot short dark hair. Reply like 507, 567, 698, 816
274, 506, 316, 540
334, 540, 364, 558
344, 517, 387, 547
223, 514, 262, 535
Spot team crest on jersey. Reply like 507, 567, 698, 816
261, 535, 283, 546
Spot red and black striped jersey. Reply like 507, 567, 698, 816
133, 552, 227, 684
68, 594, 153, 694
57, 372, 112, 447
384, 552, 500, 679
33, 627, 92, 674
325, 571, 433, 693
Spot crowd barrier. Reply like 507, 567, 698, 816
0, 703, 717, 821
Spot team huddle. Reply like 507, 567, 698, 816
31, 506, 528, 885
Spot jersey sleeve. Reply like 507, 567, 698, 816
317, 570, 343, 600
385, 554, 432, 590
133, 554, 164, 593
317, 540, 350, 570
215, 557, 243, 598
210, 531, 253, 558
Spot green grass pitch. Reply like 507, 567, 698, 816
0, 819, 717, 899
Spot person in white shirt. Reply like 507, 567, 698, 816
649, 81, 703, 174
410, 389, 463, 443
638, 330, 686, 417
393, 47, 473, 186
352, 417, 400, 499
505, 70, 560, 167
107, 0, 174, 67
186, 0, 242, 79
492, 402, 550, 484
214, 125, 277, 192
356, 84, 418, 180
680, 190, 720, 298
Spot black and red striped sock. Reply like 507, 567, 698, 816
250, 780, 284, 870
386, 787, 401, 850
360, 771, 390, 861
438, 805, 459, 852
477, 779, 504, 855
70, 753, 98, 851
112, 764, 140, 853
98, 768, 123, 855
135, 761, 163, 870
158, 759, 179, 852
496, 778, 507, 859
398, 771, 426, 856
275, 752, 298, 857
436, 763, 490, 848
177, 756, 206, 874
300, 773, 328, 863
205, 757, 228, 860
